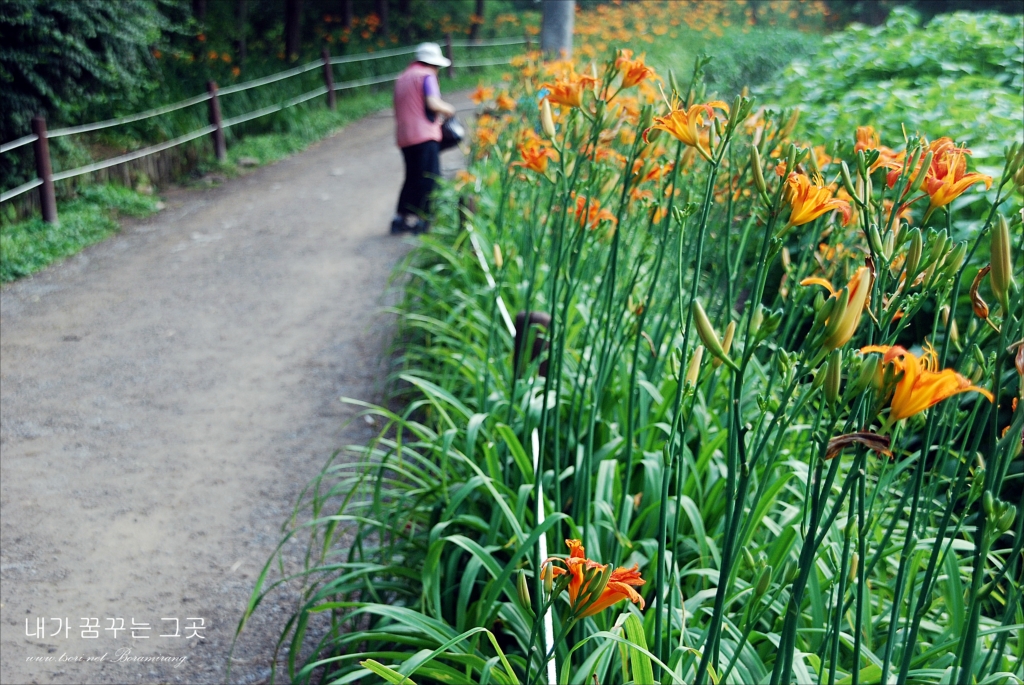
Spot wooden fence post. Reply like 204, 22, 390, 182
206, 80, 226, 162
445, 32, 454, 79
322, 48, 336, 110
31, 116, 57, 224
525, 33, 532, 52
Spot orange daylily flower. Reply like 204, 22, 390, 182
542, 72, 599, 109
643, 100, 728, 162
922, 148, 992, 219
496, 92, 517, 111
860, 344, 994, 421
884, 137, 991, 217
784, 173, 852, 228
543, 539, 645, 618
614, 49, 656, 88
801, 266, 872, 351
574, 195, 617, 229
514, 138, 556, 174
469, 85, 494, 104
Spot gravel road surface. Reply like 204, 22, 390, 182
1, 95, 470, 684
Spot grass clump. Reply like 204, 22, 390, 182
1, 184, 158, 282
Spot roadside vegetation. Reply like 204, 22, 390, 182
244, 2, 1024, 684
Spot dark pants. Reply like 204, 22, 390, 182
397, 140, 440, 218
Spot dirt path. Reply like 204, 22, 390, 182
1, 95, 470, 684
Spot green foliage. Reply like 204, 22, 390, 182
0, 0, 175, 141
701, 28, 822, 99
0, 183, 157, 282
244, 13, 1023, 680
758, 8, 1024, 175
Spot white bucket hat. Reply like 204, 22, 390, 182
415, 42, 451, 68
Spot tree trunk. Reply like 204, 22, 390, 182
285, 0, 303, 60
469, 0, 484, 42
236, 0, 248, 67
341, 0, 352, 29
541, 0, 574, 59
375, 0, 389, 35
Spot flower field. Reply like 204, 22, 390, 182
244, 4, 1024, 684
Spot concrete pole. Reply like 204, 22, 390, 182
541, 0, 574, 60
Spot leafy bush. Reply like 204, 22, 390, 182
757, 7, 1024, 179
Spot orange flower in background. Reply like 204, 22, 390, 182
861, 345, 993, 421
614, 49, 656, 88
470, 85, 494, 104
784, 173, 852, 227
542, 72, 598, 109
544, 539, 645, 618
854, 125, 900, 171
514, 138, 556, 174
496, 92, 517, 111
574, 195, 617, 229
644, 100, 728, 161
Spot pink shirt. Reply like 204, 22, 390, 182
394, 62, 443, 148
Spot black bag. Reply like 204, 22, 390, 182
440, 116, 465, 151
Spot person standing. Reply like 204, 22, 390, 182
391, 43, 456, 234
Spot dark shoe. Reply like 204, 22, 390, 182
410, 219, 429, 235
390, 217, 405, 235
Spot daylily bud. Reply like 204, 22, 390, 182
751, 145, 768, 200
692, 301, 738, 370
882, 231, 895, 262
998, 504, 1017, 534
983, 491, 994, 517
856, 149, 868, 177
685, 345, 704, 387
668, 69, 680, 98
751, 306, 764, 336
518, 569, 531, 608
742, 547, 756, 570
850, 353, 880, 396
712, 321, 736, 368
783, 559, 799, 584
905, 228, 923, 282
638, 104, 653, 132
812, 293, 837, 332
972, 344, 986, 369
927, 229, 949, 269
941, 241, 967, 280
493, 243, 504, 269
754, 565, 772, 597
849, 553, 859, 580
840, 161, 861, 204
990, 214, 1015, 310
825, 349, 841, 407
540, 98, 555, 139
781, 109, 800, 139
821, 286, 850, 346
970, 266, 991, 319
868, 224, 885, 256
909, 151, 933, 194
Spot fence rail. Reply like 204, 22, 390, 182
1, 34, 527, 220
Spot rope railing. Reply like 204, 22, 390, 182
0, 134, 39, 154
1, 34, 526, 217
47, 92, 214, 138
217, 58, 323, 96
449, 36, 528, 48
